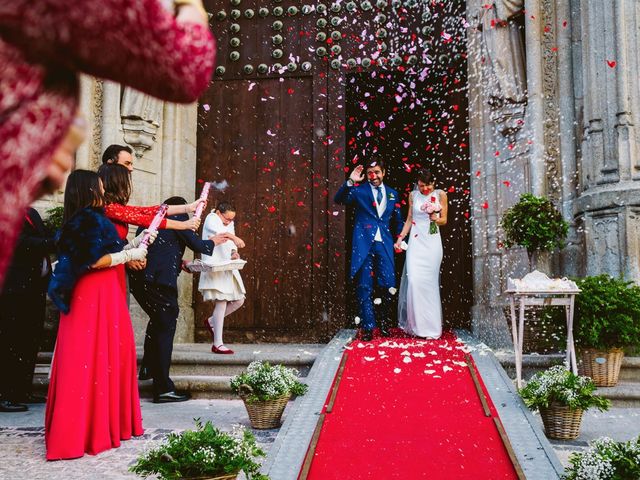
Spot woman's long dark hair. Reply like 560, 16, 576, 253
62, 170, 105, 224
97, 163, 132, 205
415, 168, 435, 185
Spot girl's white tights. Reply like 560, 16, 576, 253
208, 299, 244, 347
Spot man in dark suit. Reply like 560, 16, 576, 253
129, 197, 228, 403
0, 207, 55, 412
334, 158, 404, 341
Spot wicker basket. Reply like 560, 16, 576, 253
539, 404, 583, 440
578, 349, 625, 387
241, 392, 290, 429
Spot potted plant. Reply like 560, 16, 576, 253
230, 361, 308, 429
519, 365, 610, 440
501, 193, 569, 270
573, 275, 640, 386
129, 419, 269, 480
563, 435, 640, 480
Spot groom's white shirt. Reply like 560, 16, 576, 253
369, 182, 386, 242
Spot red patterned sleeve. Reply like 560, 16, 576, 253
0, 0, 216, 102
104, 204, 168, 229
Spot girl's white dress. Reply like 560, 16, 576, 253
198, 213, 246, 302
398, 189, 444, 339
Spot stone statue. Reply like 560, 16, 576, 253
120, 87, 164, 156
480, 0, 527, 137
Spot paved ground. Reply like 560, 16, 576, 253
0, 399, 285, 480
539, 407, 640, 468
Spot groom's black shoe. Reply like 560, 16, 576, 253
153, 391, 191, 403
360, 329, 374, 342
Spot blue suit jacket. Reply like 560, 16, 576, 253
334, 181, 404, 278
129, 213, 214, 290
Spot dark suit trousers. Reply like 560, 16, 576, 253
0, 291, 46, 400
130, 281, 179, 396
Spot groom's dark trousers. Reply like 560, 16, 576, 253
355, 241, 395, 331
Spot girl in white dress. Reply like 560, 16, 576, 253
199, 202, 246, 354
395, 169, 448, 339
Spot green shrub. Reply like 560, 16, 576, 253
519, 365, 610, 412
501, 193, 568, 262
129, 419, 268, 480
563, 435, 640, 480
44, 205, 64, 232
574, 275, 640, 350
230, 361, 308, 403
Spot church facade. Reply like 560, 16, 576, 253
38, 0, 640, 347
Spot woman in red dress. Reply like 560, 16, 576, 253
0, 0, 215, 291
46, 170, 154, 460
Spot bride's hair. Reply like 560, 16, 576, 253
415, 169, 435, 185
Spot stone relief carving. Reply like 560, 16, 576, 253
541, 0, 562, 204
479, 0, 527, 138
90, 79, 104, 168
120, 87, 164, 157
589, 215, 620, 277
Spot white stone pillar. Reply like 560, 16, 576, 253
524, 0, 546, 197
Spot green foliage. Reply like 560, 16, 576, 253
501, 193, 569, 254
230, 361, 308, 403
44, 206, 64, 232
574, 275, 640, 350
129, 419, 269, 480
519, 365, 611, 412
563, 435, 640, 480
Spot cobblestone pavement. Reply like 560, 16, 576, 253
1, 401, 637, 478
0, 399, 283, 480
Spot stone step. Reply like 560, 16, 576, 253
495, 352, 640, 407
34, 343, 323, 399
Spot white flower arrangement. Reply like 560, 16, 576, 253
563, 435, 640, 480
519, 365, 610, 412
230, 361, 308, 403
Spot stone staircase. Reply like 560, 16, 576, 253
494, 352, 640, 407
34, 343, 324, 399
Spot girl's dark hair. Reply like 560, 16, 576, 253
163, 196, 187, 206
98, 163, 132, 205
216, 201, 236, 213
415, 169, 435, 185
63, 170, 105, 224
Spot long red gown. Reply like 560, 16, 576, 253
45, 268, 142, 460
44, 207, 142, 460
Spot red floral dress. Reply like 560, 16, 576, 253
0, 0, 215, 289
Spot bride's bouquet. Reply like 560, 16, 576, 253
420, 195, 442, 234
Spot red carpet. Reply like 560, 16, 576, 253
302, 331, 519, 480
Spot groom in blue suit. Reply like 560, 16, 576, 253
335, 158, 403, 341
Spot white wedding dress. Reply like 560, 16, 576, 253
398, 189, 443, 338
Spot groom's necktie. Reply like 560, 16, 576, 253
375, 186, 383, 206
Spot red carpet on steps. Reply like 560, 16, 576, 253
302, 331, 519, 480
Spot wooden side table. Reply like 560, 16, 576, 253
505, 289, 581, 388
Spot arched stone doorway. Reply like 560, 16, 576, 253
196, 0, 471, 342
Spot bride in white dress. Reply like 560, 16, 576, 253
395, 169, 448, 339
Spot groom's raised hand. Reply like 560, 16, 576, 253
349, 165, 365, 183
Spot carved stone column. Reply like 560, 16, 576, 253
574, 0, 640, 280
